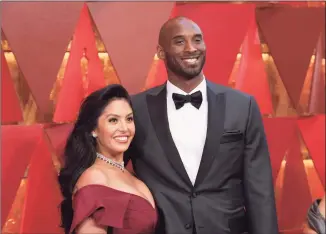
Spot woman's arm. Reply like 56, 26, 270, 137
75, 218, 107, 234
73, 168, 109, 234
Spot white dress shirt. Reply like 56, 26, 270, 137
166, 79, 208, 185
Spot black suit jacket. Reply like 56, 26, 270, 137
126, 81, 278, 234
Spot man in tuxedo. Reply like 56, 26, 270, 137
127, 16, 278, 234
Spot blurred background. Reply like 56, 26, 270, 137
1, 1, 325, 233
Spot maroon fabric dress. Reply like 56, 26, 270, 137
70, 184, 157, 234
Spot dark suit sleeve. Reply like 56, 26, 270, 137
124, 95, 138, 165
243, 96, 279, 234
124, 139, 135, 164
125, 94, 143, 169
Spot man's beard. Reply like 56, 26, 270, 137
165, 53, 206, 80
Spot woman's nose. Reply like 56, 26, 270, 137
118, 120, 128, 131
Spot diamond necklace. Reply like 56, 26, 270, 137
96, 152, 125, 172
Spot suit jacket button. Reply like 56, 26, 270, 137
192, 192, 197, 198
185, 223, 192, 229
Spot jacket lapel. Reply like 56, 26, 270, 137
194, 82, 226, 187
146, 84, 193, 187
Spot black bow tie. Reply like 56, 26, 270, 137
172, 91, 203, 110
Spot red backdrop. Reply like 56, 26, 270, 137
1, 2, 325, 233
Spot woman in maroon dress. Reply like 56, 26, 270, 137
58, 85, 157, 234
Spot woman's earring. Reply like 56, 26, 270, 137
92, 132, 97, 138
159, 51, 165, 59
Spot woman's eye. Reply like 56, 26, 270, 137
127, 116, 134, 122
108, 118, 118, 123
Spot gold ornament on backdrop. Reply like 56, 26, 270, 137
80, 48, 89, 98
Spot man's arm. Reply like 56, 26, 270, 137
243, 96, 279, 234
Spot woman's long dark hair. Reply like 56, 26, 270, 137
58, 84, 132, 233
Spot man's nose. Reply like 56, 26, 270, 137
184, 41, 197, 52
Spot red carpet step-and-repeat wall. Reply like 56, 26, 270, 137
1, 2, 325, 233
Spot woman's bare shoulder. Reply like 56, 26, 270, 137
74, 166, 108, 193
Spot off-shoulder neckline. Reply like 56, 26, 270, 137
74, 184, 156, 210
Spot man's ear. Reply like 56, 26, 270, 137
157, 45, 165, 60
